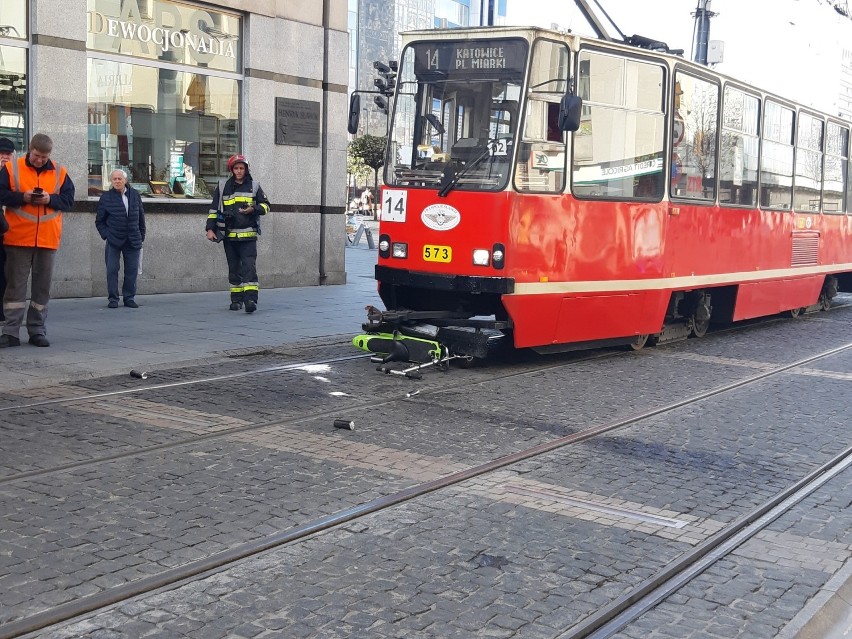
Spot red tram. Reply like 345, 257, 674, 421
353, 26, 852, 362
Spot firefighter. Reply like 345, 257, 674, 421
205, 154, 270, 313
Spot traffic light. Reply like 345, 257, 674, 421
373, 59, 397, 97
374, 95, 388, 115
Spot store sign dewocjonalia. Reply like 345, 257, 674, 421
87, 0, 241, 69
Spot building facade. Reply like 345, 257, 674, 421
0, 0, 349, 298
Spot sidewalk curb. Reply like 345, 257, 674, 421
778, 558, 852, 639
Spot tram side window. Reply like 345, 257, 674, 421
719, 87, 759, 207
516, 39, 569, 193
671, 72, 718, 201
793, 113, 824, 212
571, 51, 665, 200
824, 123, 849, 214
760, 101, 794, 210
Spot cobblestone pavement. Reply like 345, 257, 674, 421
1, 304, 851, 638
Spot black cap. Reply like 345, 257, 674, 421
0, 138, 15, 154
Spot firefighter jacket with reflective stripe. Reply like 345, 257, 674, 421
206, 174, 270, 242
0, 156, 75, 250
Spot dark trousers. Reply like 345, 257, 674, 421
105, 241, 141, 304
223, 239, 259, 304
2, 246, 56, 338
0, 242, 5, 321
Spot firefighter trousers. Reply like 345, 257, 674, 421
223, 239, 259, 304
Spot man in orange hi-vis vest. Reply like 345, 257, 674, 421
0, 133, 75, 348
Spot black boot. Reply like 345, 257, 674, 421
229, 301, 242, 311
244, 300, 256, 314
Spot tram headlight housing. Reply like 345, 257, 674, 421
492, 243, 505, 269
392, 242, 408, 258
472, 249, 490, 266
378, 234, 391, 258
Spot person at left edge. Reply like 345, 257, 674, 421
0, 133, 75, 348
96, 169, 146, 309
0, 137, 16, 322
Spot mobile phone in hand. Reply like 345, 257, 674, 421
33, 187, 43, 194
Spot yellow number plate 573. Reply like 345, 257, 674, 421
423, 245, 452, 262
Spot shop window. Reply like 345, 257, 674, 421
0, 0, 28, 40
87, 0, 241, 74
87, 58, 239, 198
0, 45, 27, 150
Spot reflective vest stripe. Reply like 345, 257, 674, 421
7, 209, 61, 222
9, 156, 19, 190
226, 230, 257, 238
222, 196, 255, 206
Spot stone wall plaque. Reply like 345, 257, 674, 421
275, 98, 320, 147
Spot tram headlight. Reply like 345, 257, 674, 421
378, 234, 391, 258
392, 242, 408, 258
472, 249, 490, 266
492, 243, 505, 269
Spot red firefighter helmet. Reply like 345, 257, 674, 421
227, 154, 248, 173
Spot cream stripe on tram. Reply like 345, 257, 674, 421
511, 262, 852, 295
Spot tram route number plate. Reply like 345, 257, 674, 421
423, 245, 452, 262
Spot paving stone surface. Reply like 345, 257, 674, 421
0, 304, 846, 637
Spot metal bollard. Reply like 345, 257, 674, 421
352, 224, 376, 249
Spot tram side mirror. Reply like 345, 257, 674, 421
558, 94, 583, 132
347, 93, 361, 135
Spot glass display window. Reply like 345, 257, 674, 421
0, 45, 27, 151
0, 0, 28, 40
86, 58, 240, 197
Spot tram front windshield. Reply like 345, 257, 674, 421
386, 39, 528, 193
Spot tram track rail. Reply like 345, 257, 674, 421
559, 444, 852, 639
2, 339, 850, 639
0, 307, 845, 487
0, 310, 825, 488
0, 349, 612, 485
0, 304, 849, 486
1, 302, 846, 417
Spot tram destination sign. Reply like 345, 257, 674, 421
412, 39, 527, 80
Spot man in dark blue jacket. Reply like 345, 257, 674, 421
95, 169, 146, 308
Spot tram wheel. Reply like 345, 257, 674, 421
627, 334, 649, 351
819, 295, 831, 311
785, 307, 804, 318
691, 317, 709, 338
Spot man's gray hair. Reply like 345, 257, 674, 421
110, 169, 128, 179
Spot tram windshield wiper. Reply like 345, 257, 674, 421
437, 146, 494, 197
